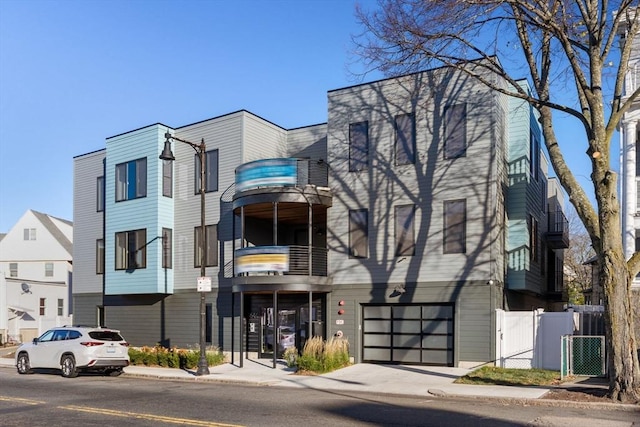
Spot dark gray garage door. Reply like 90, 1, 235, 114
362, 304, 454, 366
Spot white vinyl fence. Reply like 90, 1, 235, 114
495, 309, 574, 370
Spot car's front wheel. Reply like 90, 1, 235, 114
60, 355, 78, 378
16, 353, 32, 374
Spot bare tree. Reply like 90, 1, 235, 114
354, 0, 640, 402
564, 205, 595, 304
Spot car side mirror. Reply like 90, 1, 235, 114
32, 338, 39, 345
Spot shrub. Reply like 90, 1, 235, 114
128, 345, 225, 369
296, 336, 350, 374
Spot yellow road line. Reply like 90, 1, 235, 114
59, 405, 244, 427
0, 396, 45, 405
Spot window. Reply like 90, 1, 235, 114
349, 121, 369, 171
194, 225, 217, 267
115, 229, 147, 270
349, 209, 368, 258
195, 150, 219, 194
96, 239, 104, 274
162, 228, 172, 269
444, 104, 467, 159
163, 160, 173, 198
97, 176, 105, 212
444, 200, 466, 253
395, 205, 416, 256
9, 263, 17, 277
528, 214, 539, 263
39, 298, 46, 316
23, 228, 36, 240
45, 262, 53, 277
636, 139, 640, 177
115, 158, 147, 201
57, 299, 64, 316
395, 113, 415, 165
530, 130, 540, 181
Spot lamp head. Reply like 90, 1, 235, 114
159, 134, 175, 161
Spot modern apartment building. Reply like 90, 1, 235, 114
73, 64, 567, 367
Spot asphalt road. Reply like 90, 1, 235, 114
0, 369, 637, 426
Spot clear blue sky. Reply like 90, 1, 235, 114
0, 0, 612, 233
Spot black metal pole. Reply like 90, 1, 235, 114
196, 139, 210, 376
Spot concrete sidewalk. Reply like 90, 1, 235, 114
123, 359, 552, 399
0, 348, 550, 400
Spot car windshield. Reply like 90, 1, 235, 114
88, 331, 124, 341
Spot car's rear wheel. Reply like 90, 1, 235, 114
60, 355, 78, 378
16, 353, 32, 374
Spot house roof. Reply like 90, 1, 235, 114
31, 210, 72, 255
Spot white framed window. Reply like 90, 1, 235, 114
39, 298, 46, 316
45, 262, 54, 277
23, 228, 36, 240
57, 299, 64, 316
9, 263, 17, 277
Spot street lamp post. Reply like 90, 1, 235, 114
160, 131, 210, 376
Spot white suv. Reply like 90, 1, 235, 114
15, 326, 130, 378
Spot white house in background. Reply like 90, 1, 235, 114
619, 10, 640, 285
0, 209, 73, 344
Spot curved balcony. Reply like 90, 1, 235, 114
230, 158, 332, 293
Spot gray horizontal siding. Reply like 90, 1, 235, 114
73, 151, 105, 295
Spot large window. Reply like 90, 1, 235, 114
395, 205, 416, 256
444, 104, 467, 159
349, 209, 369, 258
349, 121, 369, 172
96, 239, 104, 274
97, 176, 105, 211
23, 228, 36, 240
443, 200, 466, 254
395, 113, 416, 165
163, 160, 173, 198
195, 150, 219, 194
115, 229, 147, 270
194, 225, 217, 267
162, 228, 172, 269
115, 158, 147, 201
45, 262, 53, 277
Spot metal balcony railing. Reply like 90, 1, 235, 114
232, 244, 328, 277
546, 210, 569, 249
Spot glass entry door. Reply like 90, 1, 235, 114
261, 308, 296, 357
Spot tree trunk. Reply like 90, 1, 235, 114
600, 216, 640, 403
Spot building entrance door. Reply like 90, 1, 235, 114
260, 308, 296, 358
